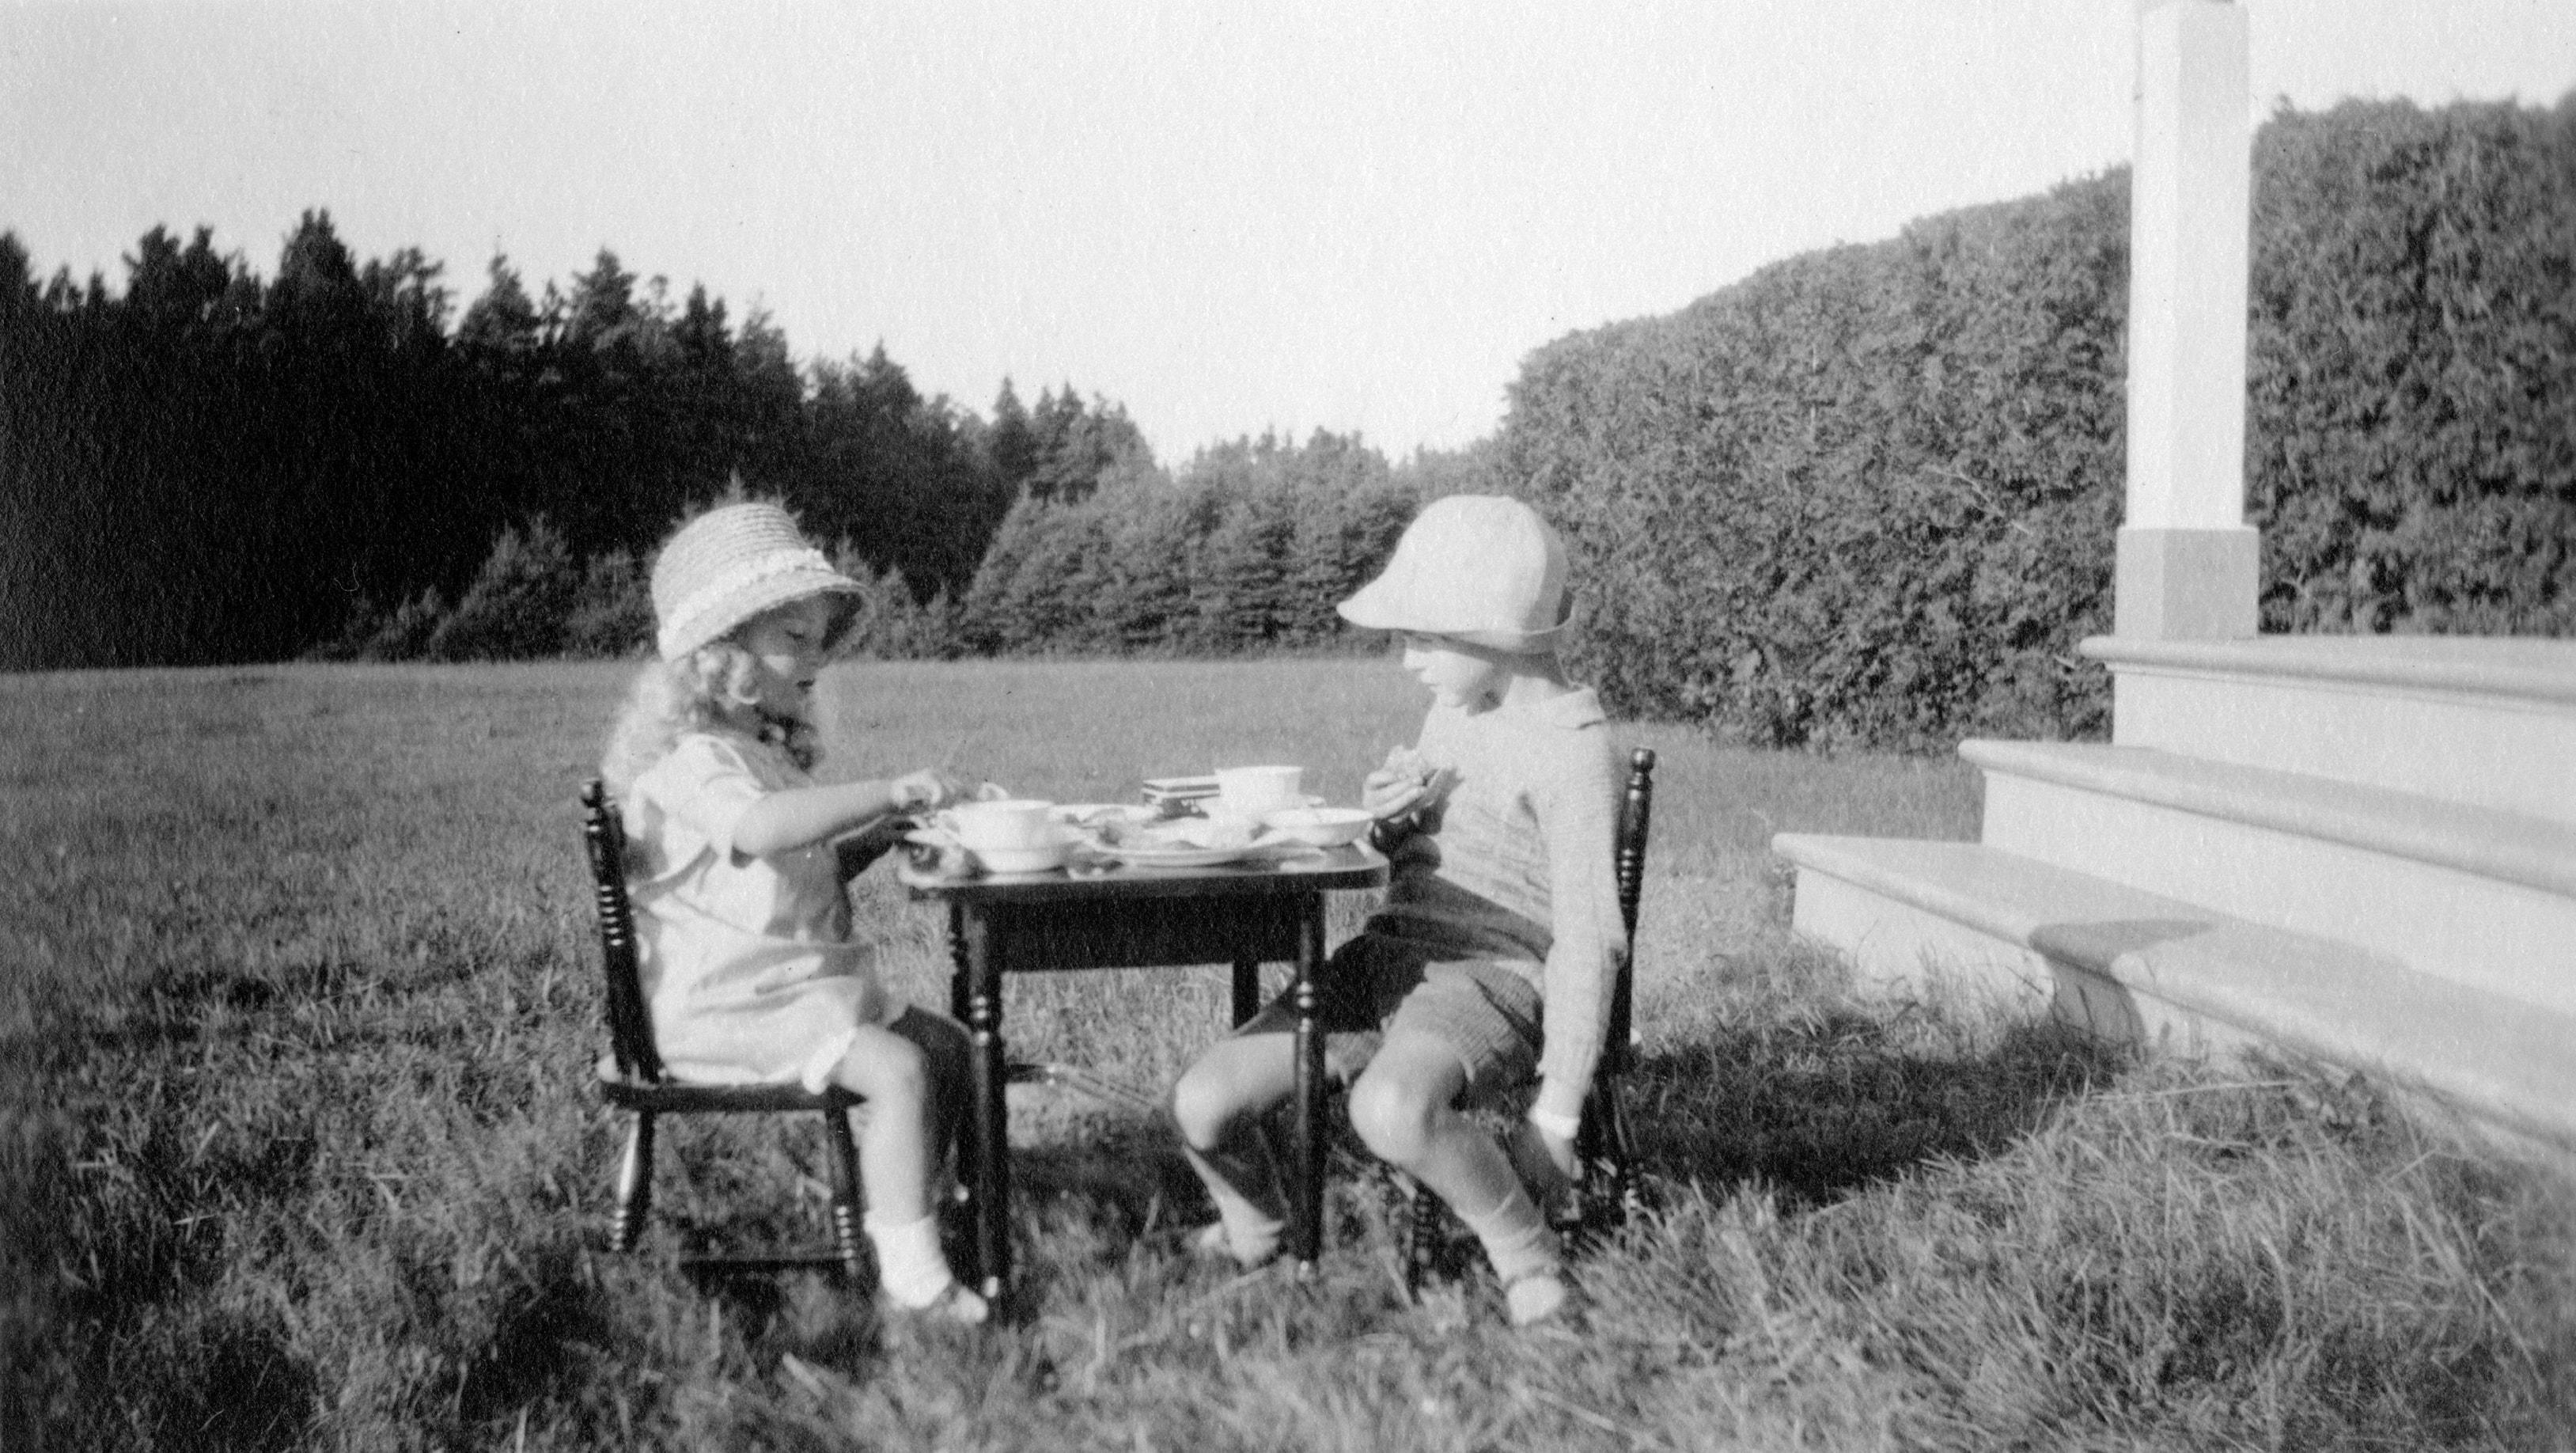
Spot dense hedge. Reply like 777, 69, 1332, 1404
1506, 178, 2130, 749
2248, 102, 2576, 636
1505, 96, 2574, 748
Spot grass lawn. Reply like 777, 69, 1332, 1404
3, 657, 2569, 1451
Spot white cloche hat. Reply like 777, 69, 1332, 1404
1336, 494, 1570, 651
650, 502, 865, 661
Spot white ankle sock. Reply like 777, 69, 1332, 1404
1460, 1187, 1566, 1325
1184, 1136, 1286, 1265
1210, 1197, 1286, 1266
865, 1212, 980, 1318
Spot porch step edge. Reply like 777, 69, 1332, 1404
2079, 633, 2576, 706
1958, 740, 2576, 900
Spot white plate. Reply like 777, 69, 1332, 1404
1203, 793, 1324, 823
1088, 821, 1316, 867
1094, 838, 1309, 868
1049, 802, 1162, 829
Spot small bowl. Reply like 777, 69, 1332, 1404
973, 844, 1074, 874
971, 829, 1079, 874
1263, 806, 1374, 848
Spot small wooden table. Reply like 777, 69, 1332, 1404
900, 844, 1388, 1304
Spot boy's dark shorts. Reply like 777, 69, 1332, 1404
1234, 932, 1541, 1102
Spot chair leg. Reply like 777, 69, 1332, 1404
821, 1106, 868, 1285
1385, 1168, 1441, 1302
609, 1111, 656, 1253
1580, 1083, 1643, 1233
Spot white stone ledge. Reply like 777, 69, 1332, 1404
2082, 633, 2576, 707
1773, 833, 2576, 1155
1960, 740, 2576, 901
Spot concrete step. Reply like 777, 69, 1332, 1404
1964, 740, 2576, 1018
1773, 833, 2576, 1159
2082, 634, 2576, 824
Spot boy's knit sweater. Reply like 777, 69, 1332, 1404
1370, 685, 1623, 1121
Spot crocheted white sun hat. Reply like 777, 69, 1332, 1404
650, 502, 865, 661
1336, 494, 1570, 651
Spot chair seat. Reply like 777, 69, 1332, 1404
596, 1057, 860, 1114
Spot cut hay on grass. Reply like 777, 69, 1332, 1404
3, 658, 2569, 1451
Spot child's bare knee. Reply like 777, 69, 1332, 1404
1169, 1064, 1240, 1151
1347, 1073, 1434, 1167
841, 1031, 927, 1105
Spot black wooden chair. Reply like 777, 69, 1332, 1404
581, 780, 869, 1279
1394, 745, 1655, 1298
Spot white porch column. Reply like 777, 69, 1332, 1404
2116, 0, 2259, 639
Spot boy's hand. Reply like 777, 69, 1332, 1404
1366, 745, 1457, 821
1361, 765, 1428, 821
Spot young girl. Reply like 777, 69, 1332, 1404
1169, 494, 1624, 1327
600, 500, 987, 1322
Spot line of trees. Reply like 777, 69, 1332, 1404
0, 211, 1145, 670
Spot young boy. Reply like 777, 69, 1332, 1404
1168, 495, 1624, 1326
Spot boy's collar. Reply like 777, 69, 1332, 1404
1459, 683, 1602, 728
1536, 686, 1604, 728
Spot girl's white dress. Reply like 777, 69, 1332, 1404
622, 730, 888, 1090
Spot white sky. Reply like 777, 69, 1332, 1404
4, 1, 2571, 462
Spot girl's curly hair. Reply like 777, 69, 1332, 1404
600, 641, 820, 797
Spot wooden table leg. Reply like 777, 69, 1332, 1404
1290, 894, 1328, 1276
957, 906, 1012, 1303
1231, 958, 1260, 1028
948, 901, 970, 1025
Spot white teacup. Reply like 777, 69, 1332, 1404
938, 799, 1058, 851
1214, 764, 1304, 818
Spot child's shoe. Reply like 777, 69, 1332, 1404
1187, 1218, 1282, 1269
883, 1279, 989, 1326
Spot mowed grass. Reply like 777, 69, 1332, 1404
3, 657, 2570, 1451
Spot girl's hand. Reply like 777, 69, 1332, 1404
890, 770, 963, 814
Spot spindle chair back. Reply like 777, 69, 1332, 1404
581, 780, 869, 1279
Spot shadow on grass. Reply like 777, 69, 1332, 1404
952, 1007, 2127, 1296
1009, 1115, 1215, 1253
124, 1315, 318, 1453
450, 1261, 619, 1429
1622, 1007, 2127, 1210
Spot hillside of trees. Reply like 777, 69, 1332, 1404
7, 96, 2571, 751
0, 213, 1144, 670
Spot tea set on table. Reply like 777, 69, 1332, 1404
902, 764, 1377, 878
